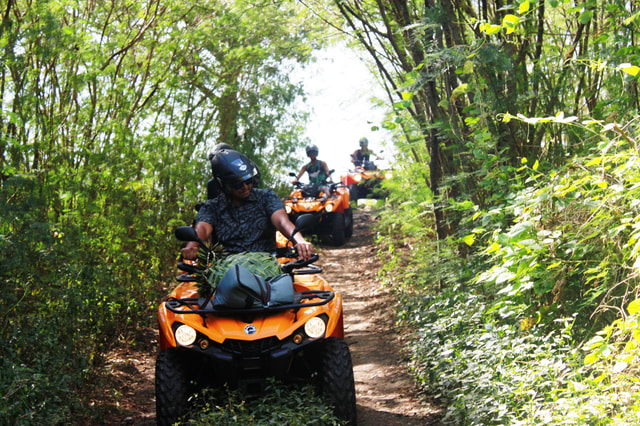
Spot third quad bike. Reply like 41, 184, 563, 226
341, 160, 393, 201
155, 215, 357, 425
282, 171, 353, 246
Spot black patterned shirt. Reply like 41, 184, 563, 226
195, 188, 285, 254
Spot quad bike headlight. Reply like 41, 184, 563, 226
354, 175, 362, 182
385, 171, 393, 179
325, 203, 334, 212
285, 205, 292, 214
304, 316, 326, 339
175, 324, 197, 346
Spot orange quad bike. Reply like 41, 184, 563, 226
282, 171, 353, 246
341, 160, 393, 201
155, 215, 357, 425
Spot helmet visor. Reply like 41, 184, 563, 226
228, 177, 255, 190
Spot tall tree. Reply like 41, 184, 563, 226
328, 0, 640, 240
0, 1, 327, 421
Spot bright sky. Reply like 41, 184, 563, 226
294, 44, 394, 178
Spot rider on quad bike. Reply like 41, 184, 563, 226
284, 144, 352, 246
343, 138, 392, 201
292, 144, 332, 190
155, 150, 357, 425
182, 148, 313, 260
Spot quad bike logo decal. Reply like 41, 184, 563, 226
244, 324, 257, 335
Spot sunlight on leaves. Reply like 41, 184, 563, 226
519, 0, 530, 14
619, 63, 640, 77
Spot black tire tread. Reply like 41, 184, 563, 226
331, 212, 345, 246
319, 338, 357, 424
155, 349, 190, 426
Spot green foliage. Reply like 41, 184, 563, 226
185, 380, 343, 425
476, 119, 640, 336
0, 0, 327, 422
376, 110, 640, 422
193, 249, 283, 298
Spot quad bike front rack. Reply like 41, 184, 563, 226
165, 289, 335, 315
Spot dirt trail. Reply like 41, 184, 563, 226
92, 209, 441, 425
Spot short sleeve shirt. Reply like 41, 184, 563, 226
195, 188, 285, 254
306, 161, 327, 184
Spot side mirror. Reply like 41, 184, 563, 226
289, 172, 296, 177
175, 226, 208, 250
289, 214, 315, 242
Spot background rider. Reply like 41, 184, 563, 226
292, 144, 333, 189
350, 137, 383, 168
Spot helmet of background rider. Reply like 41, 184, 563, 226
306, 144, 319, 157
210, 149, 260, 195
359, 137, 369, 147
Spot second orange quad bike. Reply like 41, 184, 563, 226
155, 215, 357, 425
282, 171, 353, 246
341, 160, 393, 201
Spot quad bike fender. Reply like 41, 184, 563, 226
158, 303, 177, 350
325, 292, 345, 338
157, 276, 343, 348
333, 187, 350, 212
158, 303, 337, 348
341, 174, 358, 186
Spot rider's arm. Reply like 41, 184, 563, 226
321, 161, 332, 182
180, 221, 213, 260
270, 209, 313, 260
294, 165, 307, 183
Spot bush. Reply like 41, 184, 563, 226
185, 380, 344, 425
375, 120, 640, 424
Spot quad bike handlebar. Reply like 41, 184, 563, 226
280, 253, 321, 274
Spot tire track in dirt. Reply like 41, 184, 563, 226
319, 209, 441, 425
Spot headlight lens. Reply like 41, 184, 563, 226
385, 171, 393, 179
354, 175, 362, 182
175, 324, 197, 346
304, 316, 326, 339
325, 203, 334, 212
285, 205, 292, 214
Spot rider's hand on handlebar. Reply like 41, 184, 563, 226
294, 241, 313, 260
181, 241, 199, 260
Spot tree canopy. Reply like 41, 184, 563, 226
0, 0, 326, 422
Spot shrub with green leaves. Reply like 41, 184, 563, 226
376, 119, 640, 423
185, 380, 344, 425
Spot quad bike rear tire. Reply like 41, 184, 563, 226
345, 208, 353, 239
330, 212, 345, 246
155, 349, 191, 426
317, 338, 357, 424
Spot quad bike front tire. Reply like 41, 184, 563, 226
345, 208, 353, 239
348, 184, 359, 201
317, 338, 357, 424
330, 212, 345, 246
155, 348, 191, 426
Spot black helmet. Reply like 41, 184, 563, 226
359, 137, 368, 147
306, 144, 319, 156
210, 149, 259, 194
208, 142, 233, 160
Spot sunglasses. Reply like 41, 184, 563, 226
229, 177, 255, 190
